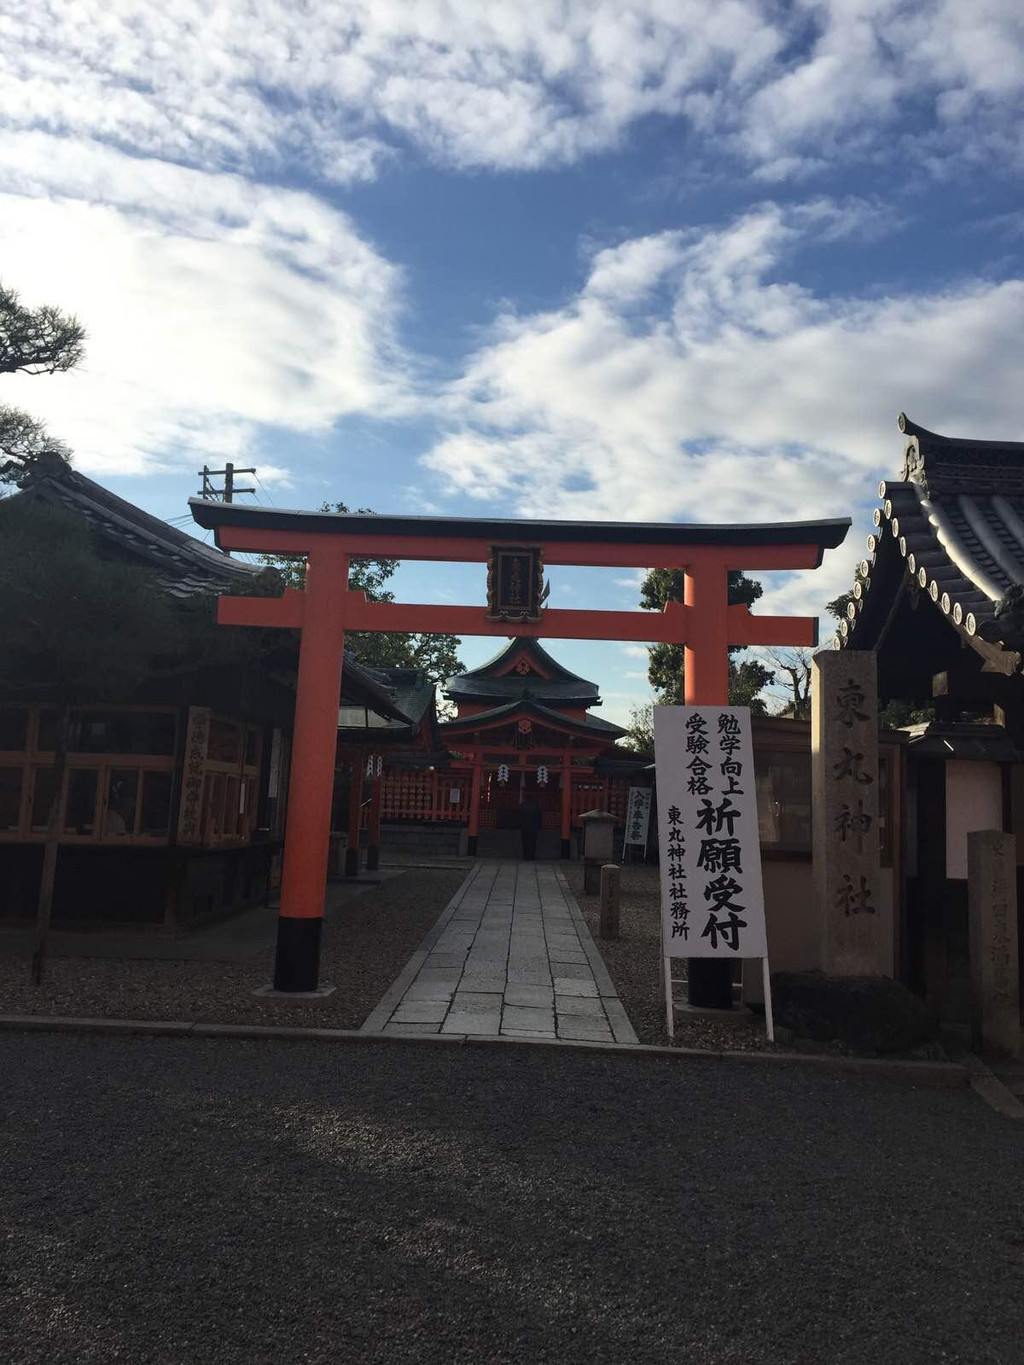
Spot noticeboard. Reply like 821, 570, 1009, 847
654, 705, 766, 958
654, 705, 773, 1040
623, 786, 652, 852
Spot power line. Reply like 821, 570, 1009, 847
253, 471, 277, 507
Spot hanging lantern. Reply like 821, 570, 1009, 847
536, 764, 549, 787
497, 763, 510, 786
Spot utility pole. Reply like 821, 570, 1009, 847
197, 462, 256, 555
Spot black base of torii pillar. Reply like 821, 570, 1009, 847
688, 960, 733, 1009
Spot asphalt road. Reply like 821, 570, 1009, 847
2, 1034, 1022, 1365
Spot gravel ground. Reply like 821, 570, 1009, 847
2, 1032, 1022, 1365
0, 870, 465, 1030
566, 862, 777, 1051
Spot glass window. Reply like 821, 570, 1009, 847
208, 719, 241, 763
105, 769, 139, 837
140, 771, 173, 837
31, 768, 57, 832
0, 709, 28, 751
38, 710, 175, 755
65, 768, 100, 834
755, 748, 812, 851
0, 766, 23, 831
36, 711, 59, 753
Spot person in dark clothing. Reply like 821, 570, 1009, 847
520, 795, 543, 860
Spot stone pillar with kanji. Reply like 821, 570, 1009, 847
812, 650, 889, 977
968, 831, 1021, 1058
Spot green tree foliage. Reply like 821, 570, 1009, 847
259, 501, 463, 684
826, 590, 854, 621
618, 701, 655, 759
639, 568, 773, 711
0, 282, 84, 484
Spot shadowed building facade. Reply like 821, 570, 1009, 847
835, 414, 1024, 1026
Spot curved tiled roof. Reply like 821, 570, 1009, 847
446, 638, 600, 706
441, 697, 624, 741
835, 414, 1024, 670
16, 459, 256, 597
11, 459, 414, 719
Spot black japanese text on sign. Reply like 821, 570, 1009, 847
654, 706, 767, 959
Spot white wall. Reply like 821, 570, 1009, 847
945, 762, 1003, 879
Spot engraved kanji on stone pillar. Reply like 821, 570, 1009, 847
812, 650, 888, 976
968, 831, 1021, 1058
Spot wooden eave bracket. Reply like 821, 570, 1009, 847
217, 588, 305, 629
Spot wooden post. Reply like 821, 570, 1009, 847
365, 769, 384, 873
272, 543, 348, 992
599, 863, 621, 939
31, 700, 71, 986
467, 760, 482, 856
560, 766, 573, 859
344, 758, 364, 878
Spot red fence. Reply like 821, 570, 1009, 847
380, 769, 636, 828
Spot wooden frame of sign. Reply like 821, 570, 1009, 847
485, 545, 545, 623
654, 705, 775, 1042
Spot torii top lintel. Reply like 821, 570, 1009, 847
189, 498, 849, 570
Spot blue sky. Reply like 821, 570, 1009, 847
2, 1, 1023, 722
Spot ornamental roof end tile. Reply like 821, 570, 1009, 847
838, 414, 1024, 668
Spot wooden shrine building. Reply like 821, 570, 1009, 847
0, 460, 407, 927
835, 413, 1024, 1020
441, 639, 626, 858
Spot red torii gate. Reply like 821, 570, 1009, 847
189, 500, 849, 993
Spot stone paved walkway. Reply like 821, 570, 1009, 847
362, 862, 638, 1044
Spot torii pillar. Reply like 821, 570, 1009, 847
684, 552, 743, 1009
272, 542, 347, 991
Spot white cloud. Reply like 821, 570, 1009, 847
0, 2, 1021, 181
422, 199, 1024, 616
0, 134, 412, 477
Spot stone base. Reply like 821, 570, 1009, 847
772, 970, 935, 1053
673, 1001, 752, 1026
253, 983, 337, 1000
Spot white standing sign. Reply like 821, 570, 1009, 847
654, 705, 773, 1040
622, 786, 652, 855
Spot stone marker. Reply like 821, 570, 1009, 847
968, 830, 1021, 1058
811, 650, 889, 977
581, 810, 616, 895
599, 864, 620, 940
